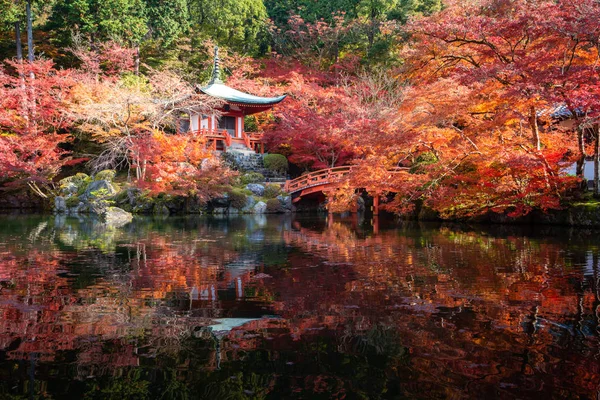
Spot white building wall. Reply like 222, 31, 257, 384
566, 161, 596, 180
237, 117, 243, 138
190, 114, 200, 131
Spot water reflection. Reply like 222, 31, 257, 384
0, 214, 599, 398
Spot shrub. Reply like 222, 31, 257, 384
228, 188, 248, 209
266, 198, 284, 213
263, 154, 288, 175
65, 196, 80, 208
94, 169, 116, 182
263, 184, 281, 199
240, 172, 264, 185
59, 173, 91, 192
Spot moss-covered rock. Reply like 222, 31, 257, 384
94, 169, 116, 182
65, 195, 81, 208
228, 188, 248, 210
266, 198, 285, 213
240, 172, 265, 185
263, 184, 281, 199
59, 173, 91, 196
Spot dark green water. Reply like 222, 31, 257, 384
0, 214, 599, 399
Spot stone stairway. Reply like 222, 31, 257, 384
223, 150, 288, 182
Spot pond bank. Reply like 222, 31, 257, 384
413, 202, 600, 227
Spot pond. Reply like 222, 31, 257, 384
0, 214, 599, 399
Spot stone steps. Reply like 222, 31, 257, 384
222, 150, 288, 182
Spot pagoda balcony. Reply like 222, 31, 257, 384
186, 128, 265, 153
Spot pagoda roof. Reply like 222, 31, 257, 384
200, 82, 287, 106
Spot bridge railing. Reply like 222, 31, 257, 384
284, 166, 354, 193
284, 166, 411, 194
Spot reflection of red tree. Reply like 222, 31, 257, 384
1, 220, 600, 397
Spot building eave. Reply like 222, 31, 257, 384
200, 83, 287, 106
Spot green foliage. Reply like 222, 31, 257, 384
188, 0, 268, 54
94, 169, 117, 182
263, 184, 281, 199
47, 0, 149, 45
228, 188, 248, 209
145, 0, 190, 47
244, 115, 258, 132
240, 172, 264, 185
410, 151, 438, 174
60, 173, 92, 194
0, 0, 21, 30
90, 188, 111, 199
266, 0, 360, 25
120, 73, 151, 91
266, 198, 284, 213
263, 154, 288, 175
66, 195, 80, 207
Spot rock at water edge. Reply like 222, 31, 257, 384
85, 180, 117, 198
103, 207, 133, 226
54, 196, 67, 213
253, 201, 267, 214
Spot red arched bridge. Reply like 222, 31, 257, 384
283, 166, 407, 214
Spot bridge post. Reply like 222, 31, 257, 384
350, 198, 359, 214
372, 215, 379, 234
373, 194, 380, 216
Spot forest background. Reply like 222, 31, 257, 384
0, 0, 599, 219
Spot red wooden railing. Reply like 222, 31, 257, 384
189, 129, 259, 151
284, 166, 354, 194
283, 166, 408, 194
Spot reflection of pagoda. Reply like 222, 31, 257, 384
180, 46, 286, 153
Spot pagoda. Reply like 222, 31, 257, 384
181, 47, 286, 153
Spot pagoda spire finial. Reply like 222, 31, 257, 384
210, 45, 222, 84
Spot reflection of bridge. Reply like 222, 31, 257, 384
284, 166, 406, 214
283, 221, 397, 264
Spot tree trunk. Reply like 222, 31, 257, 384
134, 45, 140, 75
576, 128, 586, 179
15, 22, 23, 61
594, 124, 600, 197
26, 0, 34, 62
529, 106, 540, 151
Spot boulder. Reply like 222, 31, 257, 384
93, 170, 116, 182
58, 173, 90, 196
246, 183, 265, 197
185, 196, 205, 214
68, 202, 84, 215
103, 207, 133, 226
153, 204, 170, 215
213, 207, 228, 214
211, 193, 230, 208
242, 195, 257, 213
253, 201, 267, 214
277, 195, 292, 211
54, 196, 67, 213
61, 182, 78, 195
85, 180, 117, 198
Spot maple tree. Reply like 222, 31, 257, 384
0, 59, 75, 192
324, 0, 600, 218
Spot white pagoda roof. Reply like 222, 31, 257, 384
200, 82, 287, 105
